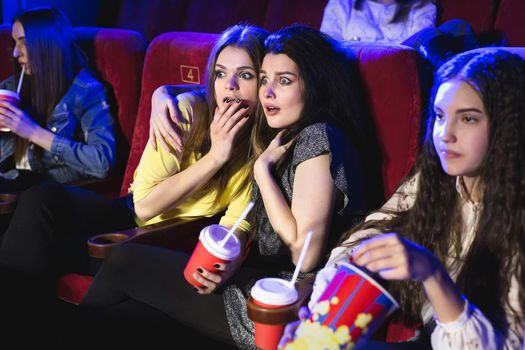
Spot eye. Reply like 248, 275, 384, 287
240, 71, 254, 80
215, 70, 225, 78
279, 77, 292, 86
462, 115, 477, 123
260, 76, 268, 85
434, 112, 444, 121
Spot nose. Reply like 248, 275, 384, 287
12, 45, 19, 59
262, 83, 275, 99
225, 75, 238, 90
441, 119, 456, 143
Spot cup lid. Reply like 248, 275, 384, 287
250, 277, 298, 306
199, 224, 241, 260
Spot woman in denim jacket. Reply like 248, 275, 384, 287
0, 6, 115, 192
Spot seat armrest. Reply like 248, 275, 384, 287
87, 215, 221, 259
0, 193, 18, 215
247, 276, 314, 325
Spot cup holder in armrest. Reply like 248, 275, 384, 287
88, 232, 137, 259
0, 193, 18, 215
247, 276, 314, 325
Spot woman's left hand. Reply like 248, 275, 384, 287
352, 232, 441, 283
0, 101, 43, 140
192, 255, 242, 294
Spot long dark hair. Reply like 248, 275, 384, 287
249, 24, 383, 240
12, 6, 86, 163
251, 24, 367, 161
353, 0, 434, 23
338, 49, 525, 332
181, 24, 268, 203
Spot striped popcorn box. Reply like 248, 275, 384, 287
286, 262, 398, 350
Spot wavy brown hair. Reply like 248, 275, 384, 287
338, 49, 525, 333
181, 24, 268, 204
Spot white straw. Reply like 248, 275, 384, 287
16, 66, 25, 95
219, 201, 254, 247
289, 230, 313, 289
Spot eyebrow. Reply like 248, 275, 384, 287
215, 64, 255, 71
259, 69, 298, 77
434, 107, 484, 114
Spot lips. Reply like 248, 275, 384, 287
264, 104, 280, 116
441, 149, 461, 159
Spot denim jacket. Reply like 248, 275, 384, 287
0, 69, 116, 183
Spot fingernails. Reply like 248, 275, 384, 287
197, 267, 203, 273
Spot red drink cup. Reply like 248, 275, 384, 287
183, 224, 240, 288
285, 262, 399, 350
0, 89, 20, 132
249, 277, 299, 350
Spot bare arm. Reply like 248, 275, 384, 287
254, 131, 336, 272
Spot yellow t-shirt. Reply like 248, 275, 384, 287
130, 91, 252, 233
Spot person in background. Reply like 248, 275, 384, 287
73, 24, 379, 349
321, 0, 436, 45
320, 0, 483, 71
279, 49, 525, 349
0, 6, 115, 192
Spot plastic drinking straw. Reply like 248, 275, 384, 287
16, 66, 25, 94
218, 201, 254, 247
289, 230, 313, 289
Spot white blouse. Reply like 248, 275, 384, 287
320, 0, 436, 44
310, 174, 523, 349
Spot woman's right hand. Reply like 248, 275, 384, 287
278, 306, 311, 349
208, 98, 250, 165
149, 86, 184, 153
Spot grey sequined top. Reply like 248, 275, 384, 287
223, 123, 368, 349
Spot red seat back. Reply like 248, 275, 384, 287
73, 27, 146, 198
438, 0, 498, 34
263, 0, 329, 32
0, 24, 13, 81
495, 0, 525, 46
348, 43, 424, 198
120, 32, 219, 196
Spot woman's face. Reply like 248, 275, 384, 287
432, 79, 489, 185
213, 46, 258, 114
11, 21, 30, 75
259, 53, 304, 129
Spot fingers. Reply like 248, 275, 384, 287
149, 125, 157, 151
278, 320, 301, 349
352, 233, 401, 262
213, 99, 249, 130
298, 306, 310, 321
192, 266, 222, 294
150, 96, 184, 153
154, 122, 173, 153
352, 233, 408, 279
